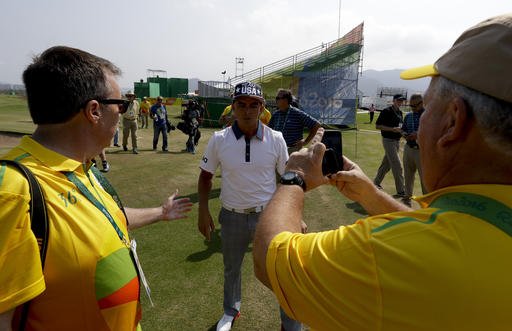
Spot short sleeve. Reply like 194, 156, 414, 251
200, 133, 220, 174
275, 132, 289, 175
266, 224, 381, 330
0, 190, 45, 312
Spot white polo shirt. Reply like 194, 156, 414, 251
200, 121, 288, 210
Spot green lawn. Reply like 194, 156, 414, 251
0, 95, 422, 330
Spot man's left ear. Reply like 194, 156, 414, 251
438, 96, 471, 146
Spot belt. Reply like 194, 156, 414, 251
223, 205, 264, 214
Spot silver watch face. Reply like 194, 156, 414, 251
282, 172, 296, 181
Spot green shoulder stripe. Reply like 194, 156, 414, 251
430, 192, 512, 236
371, 192, 512, 236
0, 154, 30, 186
371, 209, 447, 234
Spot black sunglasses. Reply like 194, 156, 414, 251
409, 102, 422, 108
98, 99, 130, 113
275, 96, 286, 100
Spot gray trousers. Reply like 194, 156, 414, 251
374, 137, 405, 194
122, 118, 138, 149
219, 208, 301, 331
403, 145, 426, 198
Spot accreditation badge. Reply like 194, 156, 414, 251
130, 239, 154, 307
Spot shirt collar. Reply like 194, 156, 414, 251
17, 135, 88, 173
231, 121, 264, 141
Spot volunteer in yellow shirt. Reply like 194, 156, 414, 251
254, 14, 512, 331
0, 46, 192, 330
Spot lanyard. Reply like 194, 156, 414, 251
63, 170, 129, 246
276, 109, 290, 132
430, 192, 512, 236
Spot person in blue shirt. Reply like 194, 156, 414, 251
150, 96, 168, 152
268, 89, 321, 154
401, 94, 426, 206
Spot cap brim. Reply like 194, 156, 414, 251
233, 95, 264, 102
400, 64, 439, 80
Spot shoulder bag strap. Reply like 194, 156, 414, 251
0, 159, 49, 331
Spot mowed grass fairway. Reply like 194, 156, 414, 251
0, 95, 422, 330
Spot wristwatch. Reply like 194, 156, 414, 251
280, 171, 306, 191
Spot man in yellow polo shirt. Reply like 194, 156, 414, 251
140, 96, 151, 129
0, 46, 192, 330
219, 103, 272, 128
253, 14, 512, 331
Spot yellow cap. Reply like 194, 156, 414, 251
400, 64, 439, 80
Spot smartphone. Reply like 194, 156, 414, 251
321, 130, 343, 175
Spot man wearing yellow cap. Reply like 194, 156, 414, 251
253, 14, 512, 331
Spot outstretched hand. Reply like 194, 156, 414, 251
161, 190, 193, 221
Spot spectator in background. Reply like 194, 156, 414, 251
368, 103, 376, 123
140, 96, 151, 129
150, 96, 169, 152
122, 90, 140, 154
268, 88, 321, 154
91, 149, 110, 173
373, 94, 406, 197
112, 122, 120, 147
401, 93, 426, 206
182, 100, 202, 154
253, 14, 512, 330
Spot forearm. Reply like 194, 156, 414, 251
303, 124, 321, 145
358, 188, 410, 215
197, 176, 212, 212
125, 206, 164, 230
254, 184, 304, 288
376, 124, 401, 133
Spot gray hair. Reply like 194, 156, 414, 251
431, 76, 512, 156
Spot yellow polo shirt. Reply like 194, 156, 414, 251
267, 184, 512, 331
221, 105, 272, 125
0, 136, 141, 330
140, 100, 151, 114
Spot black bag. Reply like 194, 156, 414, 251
177, 121, 190, 135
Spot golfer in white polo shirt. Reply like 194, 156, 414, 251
197, 82, 302, 331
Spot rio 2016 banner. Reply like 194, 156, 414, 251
230, 22, 364, 126
297, 24, 363, 126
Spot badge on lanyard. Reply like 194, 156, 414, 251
130, 239, 154, 307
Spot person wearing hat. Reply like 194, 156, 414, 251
253, 13, 512, 330
197, 82, 302, 331
122, 90, 140, 154
140, 96, 151, 129
373, 93, 406, 197
150, 96, 169, 152
400, 93, 426, 206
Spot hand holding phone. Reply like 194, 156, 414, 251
321, 130, 344, 175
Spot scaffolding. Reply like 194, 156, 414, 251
146, 69, 167, 78
230, 22, 364, 125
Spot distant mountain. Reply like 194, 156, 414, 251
358, 69, 430, 97
0, 83, 24, 91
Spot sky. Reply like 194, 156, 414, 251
1, 0, 510, 88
